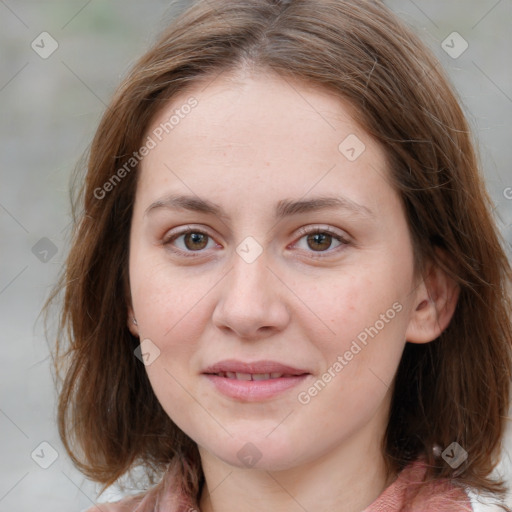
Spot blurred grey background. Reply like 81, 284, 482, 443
1, 1, 511, 510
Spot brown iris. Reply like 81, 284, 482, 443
307, 232, 332, 251
184, 232, 209, 251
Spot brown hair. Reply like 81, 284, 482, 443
45, 0, 512, 508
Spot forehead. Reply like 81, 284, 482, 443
146, 70, 365, 155
137, 71, 393, 217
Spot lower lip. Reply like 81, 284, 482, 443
204, 374, 309, 401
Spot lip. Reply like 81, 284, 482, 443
203, 359, 309, 376
202, 359, 310, 401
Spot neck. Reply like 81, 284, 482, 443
198, 422, 395, 512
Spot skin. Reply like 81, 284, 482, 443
127, 68, 458, 512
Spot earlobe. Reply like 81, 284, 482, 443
405, 260, 460, 344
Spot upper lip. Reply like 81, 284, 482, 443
202, 359, 309, 376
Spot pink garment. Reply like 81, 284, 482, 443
87, 458, 473, 511
363, 459, 473, 511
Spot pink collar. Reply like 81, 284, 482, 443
92, 458, 473, 511
362, 459, 472, 511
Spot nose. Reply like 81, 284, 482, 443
211, 252, 291, 340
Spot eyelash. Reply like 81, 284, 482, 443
163, 226, 350, 259
291, 226, 350, 258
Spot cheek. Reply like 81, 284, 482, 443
297, 269, 403, 341
293, 273, 408, 431
129, 261, 214, 432
293, 260, 411, 388
129, 252, 214, 345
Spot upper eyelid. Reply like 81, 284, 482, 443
295, 225, 347, 238
163, 224, 212, 238
165, 224, 347, 241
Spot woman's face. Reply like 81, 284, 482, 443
128, 71, 422, 471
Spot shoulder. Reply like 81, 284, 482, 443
364, 459, 473, 511
81, 462, 197, 512
404, 460, 472, 510
411, 477, 473, 511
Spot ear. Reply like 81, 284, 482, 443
124, 271, 139, 337
405, 256, 460, 344
126, 302, 139, 338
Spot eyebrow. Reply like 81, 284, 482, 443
144, 193, 374, 220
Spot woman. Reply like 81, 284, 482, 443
46, 1, 512, 510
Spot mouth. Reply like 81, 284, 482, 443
202, 360, 311, 401
209, 371, 301, 380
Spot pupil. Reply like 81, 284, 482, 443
186, 233, 207, 250
308, 233, 331, 251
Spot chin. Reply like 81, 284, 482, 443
203, 434, 305, 472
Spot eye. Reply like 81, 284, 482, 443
163, 227, 219, 256
162, 225, 349, 258
293, 226, 349, 255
